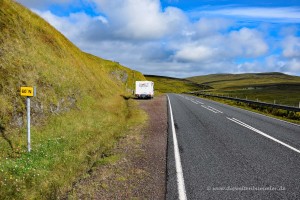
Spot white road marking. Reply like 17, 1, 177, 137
167, 95, 188, 200
191, 100, 199, 104
227, 117, 300, 154
192, 95, 300, 128
196, 101, 204, 104
207, 106, 223, 113
201, 105, 219, 113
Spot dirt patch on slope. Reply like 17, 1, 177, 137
66, 95, 168, 199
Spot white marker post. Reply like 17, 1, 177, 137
27, 96, 31, 152
20, 86, 35, 152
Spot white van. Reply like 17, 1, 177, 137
135, 81, 154, 99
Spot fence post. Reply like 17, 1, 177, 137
274, 100, 276, 105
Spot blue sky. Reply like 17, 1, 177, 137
17, 0, 300, 77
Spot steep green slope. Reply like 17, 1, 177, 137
0, 0, 145, 198
188, 72, 300, 106
145, 75, 210, 94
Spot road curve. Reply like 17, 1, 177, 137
166, 93, 300, 200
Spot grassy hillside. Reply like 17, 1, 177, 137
0, 0, 146, 198
188, 72, 300, 107
188, 72, 300, 89
145, 75, 210, 94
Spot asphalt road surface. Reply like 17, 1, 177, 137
166, 94, 300, 200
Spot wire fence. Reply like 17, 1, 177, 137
189, 92, 300, 112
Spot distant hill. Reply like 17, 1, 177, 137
187, 72, 300, 90
145, 75, 211, 94
187, 72, 300, 107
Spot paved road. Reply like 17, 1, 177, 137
166, 94, 300, 200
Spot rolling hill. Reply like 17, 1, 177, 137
188, 72, 300, 106
145, 75, 211, 94
0, 0, 145, 198
188, 72, 300, 89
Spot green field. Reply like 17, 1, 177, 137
147, 73, 300, 122
145, 75, 210, 94
0, 0, 146, 198
188, 72, 300, 107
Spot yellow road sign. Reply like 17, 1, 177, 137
20, 87, 34, 97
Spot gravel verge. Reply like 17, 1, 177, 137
66, 95, 168, 199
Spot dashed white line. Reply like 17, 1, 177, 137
196, 101, 204, 105
227, 117, 300, 154
207, 106, 223, 113
191, 100, 199, 104
201, 105, 218, 113
201, 105, 221, 114
167, 95, 188, 200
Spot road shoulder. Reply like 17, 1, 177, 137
66, 95, 168, 199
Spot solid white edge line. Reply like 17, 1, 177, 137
227, 117, 300, 154
167, 95, 188, 200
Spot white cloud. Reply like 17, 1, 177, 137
173, 27, 268, 64
33, 10, 109, 43
91, 0, 187, 40
198, 7, 300, 23
285, 58, 300, 72
282, 35, 300, 58
15, 1, 300, 77
194, 18, 232, 37
228, 28, 268, 57
35, 9, 271, 76
174, 45, 216, 62
283, 58, 300, 73
279, 35, 300, 74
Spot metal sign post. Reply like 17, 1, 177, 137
27, 96, 31, 152
20, 86, 35, 152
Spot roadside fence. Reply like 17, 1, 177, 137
187, 92, 300, 112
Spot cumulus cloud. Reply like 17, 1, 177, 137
237, 59, 278, 74
194, 18, 232, 37
282, 35, 300, 58
282, 58, 300, 73
173, 27, 268, 65
228, 28, 268, 57
175, 45, 215, 62
33, 10, 104, 41
90, 0, 187, 40
280, 35, 300, 74
15, 0, 300, 77
236, 54, 300, 75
